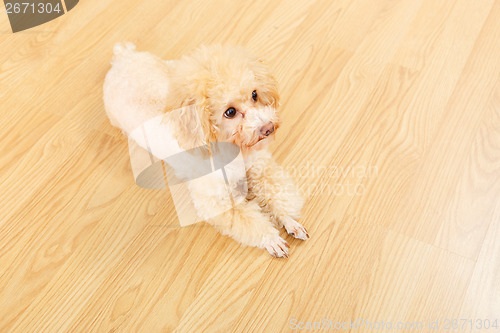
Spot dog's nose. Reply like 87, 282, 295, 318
260, 123, 275, 137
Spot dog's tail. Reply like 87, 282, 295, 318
113, 41, 136, 56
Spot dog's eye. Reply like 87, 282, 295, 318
252, 90, 258, 102
224, 107, 237, 118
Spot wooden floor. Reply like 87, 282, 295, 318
1, 0, 499, 332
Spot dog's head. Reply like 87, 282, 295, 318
165, 45, 280, 151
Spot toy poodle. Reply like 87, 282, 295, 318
103, 42, 308, 257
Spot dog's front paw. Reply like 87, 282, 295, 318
264, 235, 289, 258
282, 216, 309, 240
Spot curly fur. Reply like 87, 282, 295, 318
103, 43, 308, 257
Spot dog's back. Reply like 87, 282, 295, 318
103, 42, 172, 136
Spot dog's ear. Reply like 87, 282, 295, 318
253, 58, 280, 108
161, 77, 217, 153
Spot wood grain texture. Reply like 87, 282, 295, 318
1, 0, 499, 331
